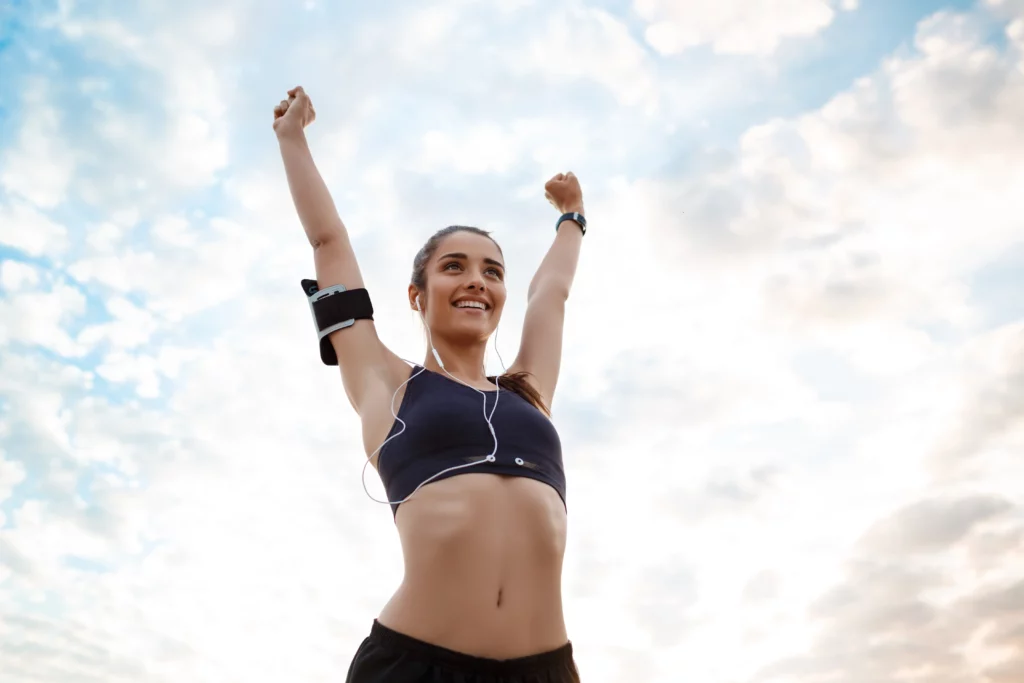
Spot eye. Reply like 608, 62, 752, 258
444, 262, 462, 271
486, 267, 503, 279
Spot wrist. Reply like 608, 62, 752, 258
562, 205, 584, 216
555, 209, 587, 236
275, 122, 307, 144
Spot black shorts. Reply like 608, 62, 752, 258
345, 620, 581, 683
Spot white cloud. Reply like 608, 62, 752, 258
94, 352, 162, 397
78, 297, 159, 352
41, 3, 233, 210
0, 79, 76, 208
84, 221, 131, 252
606, 10, 1024, 378
0, 451, 27, 503
416, 125, 522, 175
0, 202, 70, 257
0, 279, 89, 357
985, 0, 1024, 20
68, 215, 275, 322
0, 261, 41, 292
513, 7, 660, 109
634, 0, 853, 56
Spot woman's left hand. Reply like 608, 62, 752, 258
544, 172, 584, 215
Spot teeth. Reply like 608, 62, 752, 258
455, 301, 486, 309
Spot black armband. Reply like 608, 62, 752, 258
301, 279, 374, 366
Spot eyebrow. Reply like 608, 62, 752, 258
438, 252, 505, 269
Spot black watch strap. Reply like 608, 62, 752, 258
556, 212, 586, 235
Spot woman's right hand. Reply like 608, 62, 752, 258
273, 86, 316, 136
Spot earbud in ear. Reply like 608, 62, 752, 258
415, 295, 422, 311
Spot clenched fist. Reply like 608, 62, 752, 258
273, 86, 316, 136
544, 172, 584, 215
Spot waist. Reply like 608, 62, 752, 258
380, 474, 568, 658
366, 619, 576, 678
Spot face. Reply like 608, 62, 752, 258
411, 231, 507, 343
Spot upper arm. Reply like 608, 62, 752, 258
507, 284, 569, 409
313, 237, 406, 414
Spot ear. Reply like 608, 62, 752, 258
408, 284, 421, 311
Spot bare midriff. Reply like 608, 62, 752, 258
376, 472, 569, 659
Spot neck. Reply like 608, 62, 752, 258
423, 337, 491, 383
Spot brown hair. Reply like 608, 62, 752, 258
411, 225, 549, 416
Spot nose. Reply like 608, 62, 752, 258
466, 271, 486, 291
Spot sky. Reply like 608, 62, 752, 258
1, 0, 1023, 681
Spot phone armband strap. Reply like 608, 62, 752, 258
301, 279, 374, 366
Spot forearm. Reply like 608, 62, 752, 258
277, 128, 349, 248
528, 217, 584, 300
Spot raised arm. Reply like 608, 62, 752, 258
275, 87, 403, 412
508, 172, 586, 410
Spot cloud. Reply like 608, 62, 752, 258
30, 1, 235, 213
757, 548, 1024, 683
859, 495, 1012, 555
0, 203, 70, 257
0, 275, 90, 357
742, 569, 781, 605
0, 451, 27, 505
511, 6, 660, 109
634, 0, 853, 56
0, 78, 76, 209
0, 261, 41, 292
604, 9, 1024, 386
931, 322, 1024, 476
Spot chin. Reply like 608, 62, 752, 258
446, 319, 496, 343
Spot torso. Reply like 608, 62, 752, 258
359, 361, 569, 659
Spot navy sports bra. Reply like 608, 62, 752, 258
376, 365, 567, 518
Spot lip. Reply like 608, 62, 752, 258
453, 304, 488, 314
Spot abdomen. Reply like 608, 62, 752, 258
378, 473, 569, 658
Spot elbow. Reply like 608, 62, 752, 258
311, 229, 346, 251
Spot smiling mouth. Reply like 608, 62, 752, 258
453, 302, 489, 311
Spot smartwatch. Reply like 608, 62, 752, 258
556, 212, 586, 235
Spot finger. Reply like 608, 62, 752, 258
566, 171, 575, 179
287, 86, 304, 96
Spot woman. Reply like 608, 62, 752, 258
274, 86, 585, 683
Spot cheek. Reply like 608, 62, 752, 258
429, 280, 454, 305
